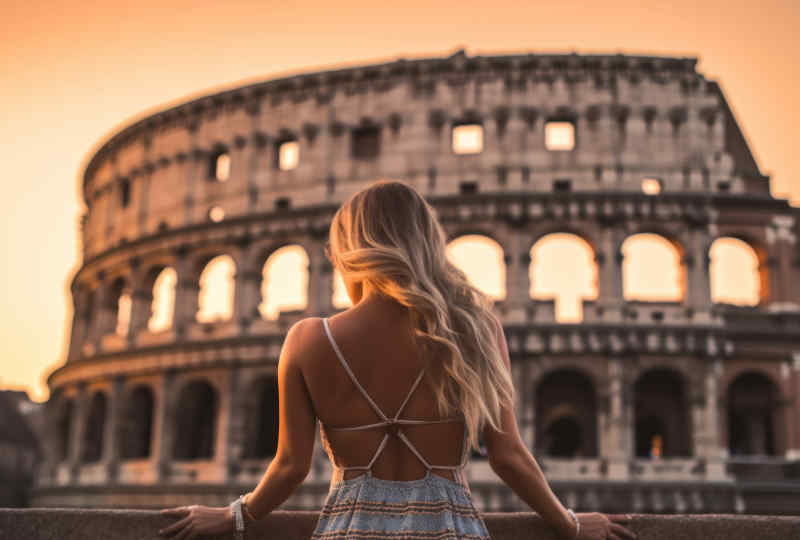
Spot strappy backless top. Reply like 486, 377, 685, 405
311, 317, 491, 540
319, 317, 470, 488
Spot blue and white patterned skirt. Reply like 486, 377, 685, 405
311, 470, 491, 539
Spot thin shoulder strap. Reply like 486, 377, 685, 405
322, 317, 389, 421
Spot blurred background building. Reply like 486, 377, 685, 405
0, 390, 42, 507
31, 50, 800, 513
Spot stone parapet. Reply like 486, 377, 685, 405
1, 509, 799, 539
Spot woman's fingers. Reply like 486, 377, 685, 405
607, 513, 633, 523
158, 515, 191, 536
160, 507, 191, 518
173, 524, 195, 540
609, 521, 637, 539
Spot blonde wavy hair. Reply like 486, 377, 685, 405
327, 179, 515, 453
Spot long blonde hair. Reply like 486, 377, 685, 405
328, 179, 515, 453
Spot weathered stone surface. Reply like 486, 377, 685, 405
1, 510, 799, 540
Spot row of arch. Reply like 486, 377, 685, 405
93, 231, 764, 338
55, 367, 783, 467
55, 377, 280, 464
514, 368, 782, 459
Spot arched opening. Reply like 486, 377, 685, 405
535, 369, 597, 457
726, 371, 779, 456
445, 234, 506, 301
545, 416, 583, 456
119, 385, 154, 460
622, 233, 684, 301
109, 277, 131, 337
332, 268, 352, 309
244, 377, 280, 458
172, 380, 217, 460
56, 399, 74, 462
82, 392, 107, 463
208, 146, 230, 182
197, 255, 235, 323
530, 233, 597, 322
710, 237, 762, 306
634, 369, 691, 458
259, 245, 309, 320
148, 267, 177, 332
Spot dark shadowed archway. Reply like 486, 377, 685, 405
172, 380, 218, 460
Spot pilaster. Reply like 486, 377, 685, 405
105, 375, 125, 483
68, 382, 88, 483
156, 370, 177, 480
307, 239, 334, 316
172, 248, 199, 342
595, 224, 624, 322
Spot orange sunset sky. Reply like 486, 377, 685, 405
1, 0, 798, 402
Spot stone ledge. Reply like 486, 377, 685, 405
1, 509, 799, 539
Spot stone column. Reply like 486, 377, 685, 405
690, 361, 727, 477
127, 261, 153, 345
232, 242, 261, 334
172, 247, 199, 342
105, 375, 125, 483
41, 394, 65, 483
137, 163, 153, 237
156, 369, 177, 480
307, 239, 334, 316
88, 275, 115, 352
68, 382, 89, 482
225, 365, 243, 480
786, 352, 800, 460
503, 230, 531, 323
766, 215, 797, 306
595, 224, 624, 322
67, 286, 90, 360
183, 121, 200, 225
684, 225, 712, 323
245, 100, 264, 210
605, 358, 631, 479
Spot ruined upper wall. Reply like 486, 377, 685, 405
79, 50, 767, 259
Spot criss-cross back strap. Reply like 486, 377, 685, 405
323, 317, 391, 422
322, 317, 467, 474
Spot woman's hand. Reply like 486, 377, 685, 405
158, 504, 234, 539
575, 513, 637, 540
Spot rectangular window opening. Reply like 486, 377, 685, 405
452, 124, 484, 154
460, 181, 478, 194
553, 179, 572, 192
545, 121, 575, 151
352, 126, 381, 160
276, 141, 299, 170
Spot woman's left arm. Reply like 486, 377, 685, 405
159, 318, 319, 538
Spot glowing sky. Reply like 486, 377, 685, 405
1, 0, 797, 402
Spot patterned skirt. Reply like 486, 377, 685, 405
311, 470, 491, 539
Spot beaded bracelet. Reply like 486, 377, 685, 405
566, 508, 580, 539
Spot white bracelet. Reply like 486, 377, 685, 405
566, 508, 580, 540
230, 496, 245, 540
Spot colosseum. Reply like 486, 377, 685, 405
34, 49, 800, 515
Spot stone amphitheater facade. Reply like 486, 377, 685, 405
35, 50, 800, 514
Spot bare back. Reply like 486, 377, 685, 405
301, 302, 467, 487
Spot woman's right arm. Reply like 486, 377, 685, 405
481, 313, 637, 540
481, 312, 579, 540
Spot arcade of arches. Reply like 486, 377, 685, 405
54, 233, 784, 472
93, 234, 764, 338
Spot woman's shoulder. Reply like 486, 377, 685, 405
281, 316, 330, 369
